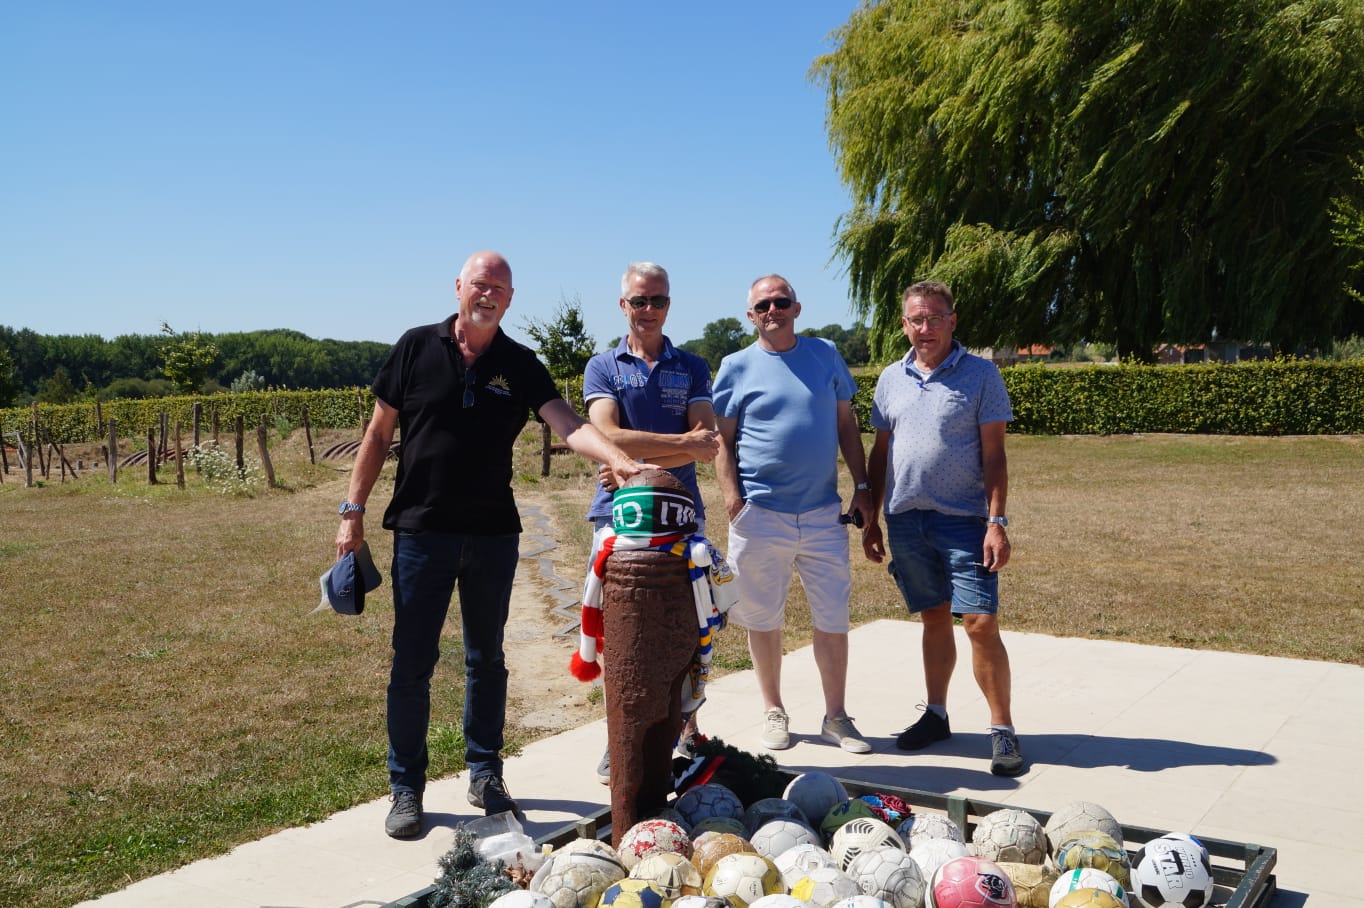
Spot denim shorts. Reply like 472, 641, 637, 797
885, 509, 999, 615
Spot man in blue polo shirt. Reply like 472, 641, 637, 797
581, 261, 719, 782
335, 250, 647, 839
860, 280, 1023, 777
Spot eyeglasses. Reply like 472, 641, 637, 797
462, 367, 477, 408
626, 295, 670, 310
752, 297, 794, 313
906, 314, 951, 329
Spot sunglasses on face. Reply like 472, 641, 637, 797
752, 297, 794, 313
626, 295, 670, 310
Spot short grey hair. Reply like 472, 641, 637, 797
622, 262, 669, 297
747, 274, 796, 305
902, 280, 954, 312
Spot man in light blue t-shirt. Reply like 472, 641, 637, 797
713, 274, 873, 755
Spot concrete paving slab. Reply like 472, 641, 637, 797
75, 619, 1360, 908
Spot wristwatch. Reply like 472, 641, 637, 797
986, 516, 1008, 528
338, 500, 366, 516
854, 482, 871, 491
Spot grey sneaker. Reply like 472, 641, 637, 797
468, 774, 521, 816
596, 748, 610, 785
895, 706, 951, 751
761, 708, 792, 750
385, 790, 423, 839
990, 729, 1025, 776
821, 712, 871, 754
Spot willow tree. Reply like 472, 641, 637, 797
813, 0, 1364, 360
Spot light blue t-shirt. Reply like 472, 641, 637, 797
712, 336, 856, 515
870, 341, 1013, 517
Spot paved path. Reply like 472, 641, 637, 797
77, 617, 1360, 908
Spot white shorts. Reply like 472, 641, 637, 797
725, 501, 852, 634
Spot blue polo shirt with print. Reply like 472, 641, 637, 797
582, 336, 713, 521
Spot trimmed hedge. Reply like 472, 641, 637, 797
5, 361, 1362, 446
856, 359, 1364, 435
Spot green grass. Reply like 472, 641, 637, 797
1, 427, 1361, 906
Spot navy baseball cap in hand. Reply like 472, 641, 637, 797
320, 541, 382, 615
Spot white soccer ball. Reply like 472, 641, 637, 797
751, 818, 821, 860
705, 852, 787, 908
898, 813, 965, 849
631, 852, 704, 899
848, 845, 928, 908
489, 891, 557, 908
909, 838, 969, 886
750, 896, 807, 908
1129, 836, 1214, 908
775, 842, 840, 887
1044, 802, 1123, 856
534, 861, 627, 908
1050, 868, 1130, 908
530, 839, 627, 893
745, 797, 809, 835
832, 897, 896, 908
831, 817, 905, 870
784, 771, 850, 827
790, 864, 863, 908
1157, 834, 1209, 865
677, 783, 746, 828
618, 818, 693, 870
673, 897, 735, 908
971, 808, 1048, 865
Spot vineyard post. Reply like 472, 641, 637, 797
193, 401, 202, 449
303, 406, 315, 464
107, 418, 118, 483
256, 415, 276, 487
147, 427, 157, 485
175, 421, 185, 488
234, 416, 245, 478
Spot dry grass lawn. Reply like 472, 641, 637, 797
0, 427, 1360, 907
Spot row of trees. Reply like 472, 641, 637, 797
814, 0, 1364, 361
0, 325, 390, 408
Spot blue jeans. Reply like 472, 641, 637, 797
885, 509, 999, 615
387, 530, 519, 793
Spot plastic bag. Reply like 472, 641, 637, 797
467, 810, 544, 873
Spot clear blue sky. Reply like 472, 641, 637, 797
1, 2, 866, 352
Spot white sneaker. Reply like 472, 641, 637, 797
761, 708, 792, 750
821, 712, 871, 754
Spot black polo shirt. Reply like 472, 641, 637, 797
372, 316, 560, 535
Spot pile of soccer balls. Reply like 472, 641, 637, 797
484, 774, 1218, 908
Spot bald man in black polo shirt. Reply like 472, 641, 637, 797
335, 250, 647, 839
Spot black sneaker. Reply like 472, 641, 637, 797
990, 729, 1026, 777
895, 707, 951, 751
596, 748, 610, 786
385, 790, 423, 839
468, 774, 521, 816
